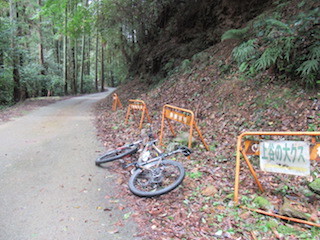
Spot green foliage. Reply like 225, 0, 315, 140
298, 59, 319, 76
187, 171, 203, 179
21, 64, 43, 97
0, 17, 13, 105
180, 59, 192, 73
221, 26, 249, 41
232, 39, 257, 64
297, 44, 320, 86
81, 76, 95, 93
48, 75, 64, 96
0, 69, 13, 105
265, 19, 293, 34
224, 1, 320, 88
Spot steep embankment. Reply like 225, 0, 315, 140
95, 38, 319, 239
94, 0, 319, 239
130, 0, 273, 80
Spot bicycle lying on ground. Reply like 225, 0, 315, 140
95, 131, 192, 197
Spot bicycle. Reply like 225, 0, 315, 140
95, 131, 192, 197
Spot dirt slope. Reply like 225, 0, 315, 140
95, 37, 319, 239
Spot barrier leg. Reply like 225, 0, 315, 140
167, 119, 176, 136
139, 109, 146, 129
125, 107, 131, 124
146, 109, 152, 123
241, 149, 264, 192
159, 109, 166, 146
234, 137, 242, 204
194, 122, 209, 151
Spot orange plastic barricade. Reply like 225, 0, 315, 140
125, 99, 151, 129
159, 104, 209, 151
112, 93, 122, 111
234, 131, 320, 227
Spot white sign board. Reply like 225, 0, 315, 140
260, 140, 310, 176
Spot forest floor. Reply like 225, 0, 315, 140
94, 40, 320, 240
0, 97, 67, 123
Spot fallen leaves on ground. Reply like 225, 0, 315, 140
93, 41, 319, 239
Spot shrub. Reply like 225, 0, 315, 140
222, 1, 320, 88
0, 68, 13, 105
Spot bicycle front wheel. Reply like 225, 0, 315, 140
128, 160, 185, 197
95, 145, 138, 166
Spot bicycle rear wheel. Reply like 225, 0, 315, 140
128, 160, 185, 197
95, 145, 138, 166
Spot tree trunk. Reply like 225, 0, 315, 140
108, 51, 115, 87
71, 39, 78, 94
38, 0, 46, 96
80, 35, 86, 93
119, 26, 131, 63
63, 4, 68, 95
10, 0, 21, 102
38, 0, 45, 68
100, 42, 105, 92
86, 33, 91, 76
95, 34, 99, 92
52, 23, 61, 72
0, 49, 3, 68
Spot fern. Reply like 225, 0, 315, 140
265, 19, 293, 34
254, 46, 281, 70
239, 62, 249, 72
297, 43, 320, 86
297, 59, 319, 76
281, 36, 294, 61
232, 39, 257, 63
309, 45, 320, 59
221, 26, 249, 41
229, 1, 319, 87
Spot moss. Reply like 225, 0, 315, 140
266, 220, 278, 229
277, 225, 300, 235
253, 196, 274, 211
308, 178, 320, 195
279, 198, 311, 220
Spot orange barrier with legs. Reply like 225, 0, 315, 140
234, 131, 320, 227
112, 93, 122, 111
125, 99, 151, 129
159, 104, 209, 151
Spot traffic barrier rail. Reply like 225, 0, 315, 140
234, 131, 320, 227
125, 99, 151, 129
159, 104, 209, 151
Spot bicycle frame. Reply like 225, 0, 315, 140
123, 139, 190, 169
97, 133, 191, 197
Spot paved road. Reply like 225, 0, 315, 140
0, 91, 139, 240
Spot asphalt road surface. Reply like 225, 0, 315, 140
0, 91, 140, 240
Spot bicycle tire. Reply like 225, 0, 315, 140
128, 160, 185, 197
95, 145, 138, 166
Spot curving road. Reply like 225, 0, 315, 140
0, 91, 139, 240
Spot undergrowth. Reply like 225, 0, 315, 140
222, 0, 320, 88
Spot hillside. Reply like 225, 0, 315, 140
95, 41, 319, 240
130, 0, 273, 79
94, 0, 320, 239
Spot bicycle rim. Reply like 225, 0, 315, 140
95, 146, 138, 165
128, 160, 185, 197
